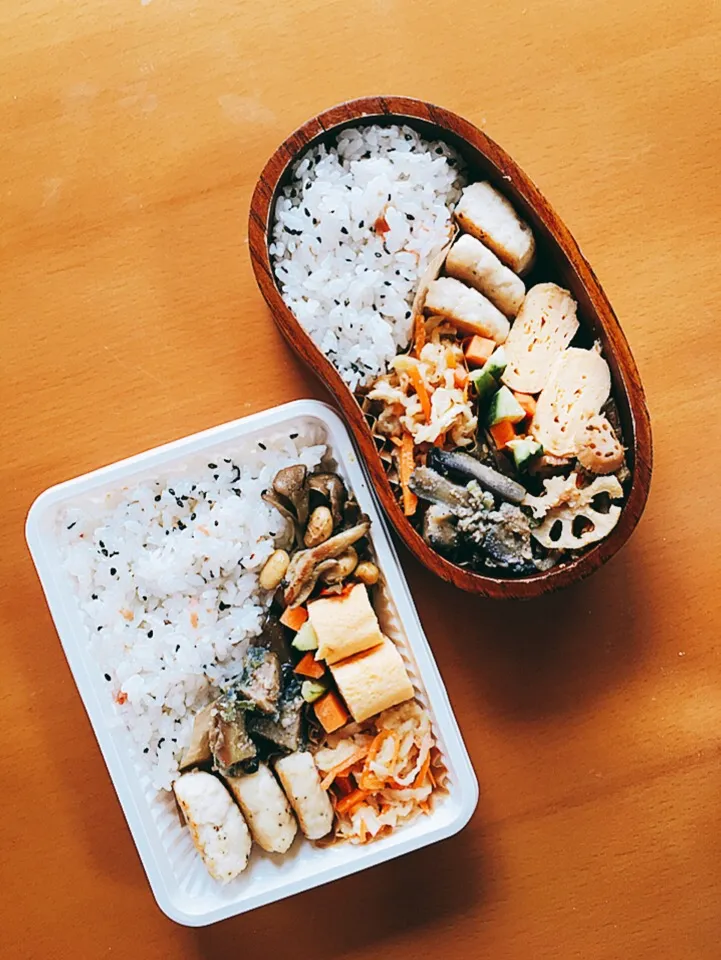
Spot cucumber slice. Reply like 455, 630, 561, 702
487, 386, 527, 426
291, 621, 318, 651
301, 680, 328, 704
470, 347, 508, 400
506, 437, 543, 471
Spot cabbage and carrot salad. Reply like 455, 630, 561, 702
313, 701, 445, 845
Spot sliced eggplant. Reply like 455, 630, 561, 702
231, 646, 281, 715
209, 699, 257, 777
427, 448, 526, 504
248, 671, 305, 753
178, 703, 214, 771
422, 505, 460, 555
408, 466, 472, 512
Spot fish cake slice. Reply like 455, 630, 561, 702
424, 277, 509, 343
173, 771, 251, 882
454, 181, 536, 275
445, 234, 525, 317
226, 763, 297, 854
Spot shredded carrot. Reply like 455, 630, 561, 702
120, 608, 134, 622
190, 611, 199, 629
367, 729, 399, 767
453, 367, 468, 389
334, 775, 353, 797
398, 433, 418, 516
413, 314, 426, 357
320, 746, 370, 790
419, 800, 431, 815
408, 365, 431, 421
335, 788, 369, 815
115, 691, 128, 705
412, 752, 432, 789
389, 435, 403, 447
358, 818, 368, 843
197, 525, 210, 536
359, 770, 386, 791
434, 432, 446, 448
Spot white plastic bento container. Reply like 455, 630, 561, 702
26, 400, 478, 926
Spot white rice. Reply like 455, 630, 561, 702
271, 124, 466, 391
58, 429, 326, 791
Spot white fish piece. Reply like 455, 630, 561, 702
454, 181, 536, 275
424, 277, 510, 343
531, 346, 612, 457
501, 283, 579, 394
274, 752, 334, 840
225, 764, 298, 854
445, 234, 525, 317
173, 771, 251, 882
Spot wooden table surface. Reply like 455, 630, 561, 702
3, 1, 720, 957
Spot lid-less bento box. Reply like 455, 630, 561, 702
26, 400, 477, 926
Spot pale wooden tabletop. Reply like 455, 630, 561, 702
2, 1, 720, 957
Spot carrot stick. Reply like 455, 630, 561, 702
413, 315, 426, 357
489, 420, 516, 450
319, 746, 370, 790
398, 433, 418, 516
293, 652, 326, 679
335, 788, 369, 815
313, 691, 350, 734
408, 365, 431, 421
412, 752, 432, 788
280, 605, 308, 630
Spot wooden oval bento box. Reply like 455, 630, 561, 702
248, 96, 652, 600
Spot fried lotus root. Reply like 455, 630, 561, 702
576, 415, 625, 475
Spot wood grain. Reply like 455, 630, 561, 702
248, 95, 652, 600
2, 1, 721, 958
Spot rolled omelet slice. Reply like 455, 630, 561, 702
531, 347, 612, 457
274, 752, 334, 840
173, 771, 251, 882
501, 283, 579, 395
308, 582, 383, 665
454, 181, 536, 275
330, 636, 414, 723
225, 763, 297, 854
424, 277, 510, 344
445, 234, 525, 318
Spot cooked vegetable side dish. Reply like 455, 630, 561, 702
60, 432, 443, 884
270, 126, 631, 577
